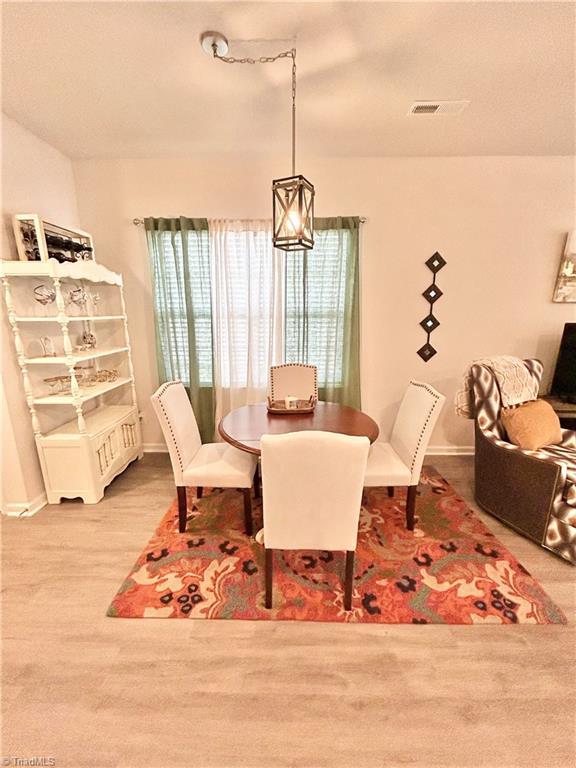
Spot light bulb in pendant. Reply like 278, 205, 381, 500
288, 209, 301, 234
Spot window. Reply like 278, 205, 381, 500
147, 216, 360, 439
285, 228, 352, 387
210, 224, 283, 390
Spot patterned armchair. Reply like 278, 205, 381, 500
472, 359, 576, 564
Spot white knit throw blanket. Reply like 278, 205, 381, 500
455, 356, 539, 419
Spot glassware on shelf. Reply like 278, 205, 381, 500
74, 365, 97, 387
94, 368, 120, 383
79, 330, 97, 349
43, 367, 120, 397
44, 377, 61, 395
43, 375, 72, 396
67, 285, 89, 313
90, 291, 101, 315
33, 283, 56, 305
33, 284, 56, 315
39, 336, 55, 357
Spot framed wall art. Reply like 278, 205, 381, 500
552, 231, 576, 303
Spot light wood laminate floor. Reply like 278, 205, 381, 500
2, 454, 575, 768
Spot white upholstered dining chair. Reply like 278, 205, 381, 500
364, 380, 445, 530
269, 363, 318, 403
260, 430, 370, 610
151, 381, 258, 535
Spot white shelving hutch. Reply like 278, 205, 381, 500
1, 248, 143, 504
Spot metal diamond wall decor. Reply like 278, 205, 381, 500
420, 314, 440, 333
418, 251, 446, 362
422, 284, 443, 303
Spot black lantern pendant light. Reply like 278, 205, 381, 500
201, 31, 315, 251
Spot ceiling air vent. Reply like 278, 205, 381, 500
409, 100, 470, 116
412, 103, 440, 114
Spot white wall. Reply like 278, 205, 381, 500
73, 154, 575, 451
2, 113, 571, 506
1, 113, 79, 511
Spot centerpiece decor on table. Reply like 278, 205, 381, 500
266, 394, 317, 414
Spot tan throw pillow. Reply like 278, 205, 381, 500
501, 399, 562, 451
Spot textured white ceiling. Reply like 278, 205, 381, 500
2, 1, 574, 159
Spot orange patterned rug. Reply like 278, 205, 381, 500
108, 467, 566, 623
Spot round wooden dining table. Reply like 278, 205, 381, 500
218, 401, 379, 455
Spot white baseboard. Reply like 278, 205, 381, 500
427, 445, 475, 456
143, 443, 168, 453
1, 491, 48, 517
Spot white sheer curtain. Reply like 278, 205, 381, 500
209, 219, 285, 429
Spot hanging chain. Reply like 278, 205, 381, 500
212, 46, 295, 66
212, 44, 297, 176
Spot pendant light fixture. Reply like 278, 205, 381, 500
201, 31, 315, 251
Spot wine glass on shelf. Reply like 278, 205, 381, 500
33, 284, 56, 316
67, 285, 89, 315
44, 377, 59, 396
90, 291, 101, 316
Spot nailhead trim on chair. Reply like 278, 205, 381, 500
270, 363, 318, 402
153, 380, 185, 472
408, 380, 442, 474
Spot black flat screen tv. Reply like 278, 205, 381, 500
551, 323, 576, 403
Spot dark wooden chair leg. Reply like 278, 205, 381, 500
177, 486, 187, 533
344, 550, 355, 611
265, 548, 273, 609
387, 486, 394, 498
242, 488, 253, 536
406, 485, 417, 531
254, 465, 261, 499
197, 486, 203, 499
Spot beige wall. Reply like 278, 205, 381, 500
1, 113, 79, 511
73, 154, 575, 451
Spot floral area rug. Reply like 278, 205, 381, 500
108, 467, 566, 624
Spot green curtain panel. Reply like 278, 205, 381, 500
145, 217, 216, 442
285, 217, 361, 408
